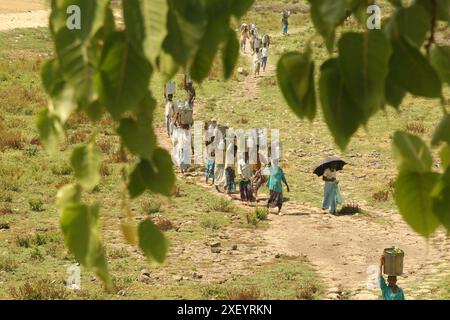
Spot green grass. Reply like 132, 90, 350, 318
1, 1, 448, 299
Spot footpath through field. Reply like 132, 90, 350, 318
158, 30, 450, 300
3, 8, 450, 300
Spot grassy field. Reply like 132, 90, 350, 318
1, 0, 449, 300
0, 25, 324, 299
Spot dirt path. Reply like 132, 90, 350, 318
4, 9, 450, 299
157, 33, 450, 299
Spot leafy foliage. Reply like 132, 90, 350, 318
40, 0, 255, 287
276, 0, 450, 238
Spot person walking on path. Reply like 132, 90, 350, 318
164, 94, 175, 137
379, 256, 405, 300
253, 48, 262, 78
261, 45, 269, 72
322, 162, 338, 214
266, 160, 290, 214
239, 152, 255, 202
282, 10, 290, 35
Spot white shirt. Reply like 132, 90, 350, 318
261, 47, 268, 58
323, 168, 336, 180
165, 100, 174, 117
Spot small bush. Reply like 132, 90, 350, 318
246, 211, 259, 226
406, 121, 426, 135
296, 279, 322, 300
107, 247, 130, 259
141, 199, 161, 215
24, 145, 39, 157
100, 161, 110, 177
29, 198, 45, 212
208, 198, 234, 213
51, 164, 73, 176
338, 201, 362, 215
29, 137, 41, 146
16, 235, 31, 248
0, 191, 13, 203
151, 215, 173, 231
226, 287, 261, 300
10, 279, 69, 300
29, 247, 44, 261
255, 207, 268, 221
200, 218, 220, 230
0, 254, 17, 272
97, 139, 112, 154
336, 284, 351, 300
372, 190, 389, 202
69, 131, 87, 145
0, 130, 24, 151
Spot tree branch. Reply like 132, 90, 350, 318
425, 0, 437, 58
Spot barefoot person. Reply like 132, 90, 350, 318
379, 256, 405, 300
266, 160, 290, 214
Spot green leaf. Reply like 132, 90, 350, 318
385, 74, 406, 109
97, 32, 152, 119
117, 117, 156, 161
141, 0, 169, 64
308, 0, 347, 53
50, 0, 109, 39
60, 203, 112, 289
392, 131, 433, 173
386, 4, 430, 48
157, 50, 180, 81
56, 184, 82, 209
440, 145, 450, 169
128, 148, 175, 197
394, 171, 440, 237
414, 0, 450, 22
222, 28, 239, 79
387, 0, 403, 7
319, 59, 364, 149
430, 46, 450, 85
389, 36, 442, 98
231, 0, 254, 18
191, 1, 231, 81
277, 49, 316, 121
36, 109, 65, 152
70, 143, 102, 190
432, 167, 450, 231
54, 28, 98, 107
128, 163, 147, 199
338, 30, 391, 119
60, 204, 91, 264
431, 114, 450, 146
138, 219, 169, 264
163, 0, 207, 66
41, 59, 78, 122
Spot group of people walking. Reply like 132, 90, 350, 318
203, 122, 290, 213
165, 75, 196, 173
239, 23, 270, 77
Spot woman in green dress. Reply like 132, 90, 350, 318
266, 161, 290, 214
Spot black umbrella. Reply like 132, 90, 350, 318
313, 156, 347, 177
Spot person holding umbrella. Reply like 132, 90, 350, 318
313, 156, 346, 215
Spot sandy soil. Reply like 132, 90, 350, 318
3, 7, 450, 300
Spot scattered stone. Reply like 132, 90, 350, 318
151, 215, 173, 231
232, 244, 238, 250
210, 241, 221, 248
140, 269, 150, 277
172, 275, 183, 282
117, 290, 126, 296
192, 272, 203, 279
211, 246, 221, 254
0, 223, 10, 230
